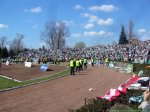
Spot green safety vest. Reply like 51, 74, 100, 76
80, 59, 82, 65
105, 58, 108, 62
84, 59, 87, 64
70, 60, 74, 67
92, 59, 94, 63
76, 61, 80, 66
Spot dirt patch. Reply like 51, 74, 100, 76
0, 64, 67, 81
0, 65, 131, 112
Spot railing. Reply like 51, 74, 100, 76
110, 61, 133, 73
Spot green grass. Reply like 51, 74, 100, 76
0, 77, 20, 89
0, 66, 69, 90
132, 63, 150, 75
20, 68, 69, 85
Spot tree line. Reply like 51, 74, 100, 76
118, 20, 139, 44
0, 34, 24, 59
0, 21, 69, 58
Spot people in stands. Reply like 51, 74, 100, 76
7, 40, 150, 65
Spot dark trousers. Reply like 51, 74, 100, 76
70, 67, 75, 75
92, 63, 94, 66
80, 65, 83, 71
84, 63, 87, 69
76, 66, 80, 72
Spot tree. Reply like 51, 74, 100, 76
111, 41, 117, 46
0, 36, 8, 69
128, 19, 135, 40
1, 47, 9, 58
0, 36, 8, 48
10, 33, 24, 54
41, 21, 69, 50
9, 49, 15, 58
42, 45, 46, 50
0, 47, 1, 70
74, 41, 86, 49
0, 47, 1, 58
118, 26, 128, 44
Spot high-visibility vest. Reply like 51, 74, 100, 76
80, 59, 82, 65
76, 61, 80, 66
84, 59, 87, 64
92, 59, 94, 63
73, 59, 76, 66
105, 58, 108, 62
70, 60, 74, 67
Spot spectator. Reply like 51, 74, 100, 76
138, 80, 150, 112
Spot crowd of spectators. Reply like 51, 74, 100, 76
6, 39, 150, 64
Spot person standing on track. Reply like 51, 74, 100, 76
70, 58, 75, 75
76, 58, 80, 73
73, 58, 76, 72
104, 57, 109, 67
91, 57, 94, 67
84, 57, 87, 69
79, 58, 83, 71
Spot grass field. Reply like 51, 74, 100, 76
0, 67, 69, 90
0, 77, 19, 89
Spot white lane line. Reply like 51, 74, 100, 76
0, 75, 21, 82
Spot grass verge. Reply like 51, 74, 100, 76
0, 66, 69, 90
0, 77, 19, 89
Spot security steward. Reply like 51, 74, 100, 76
84, 57, 87, 69
70, 58, 75, 75
91, 57, 94, 66
79, 58, 83, 71
104, 57, 109, 67
76, 58, 80, 73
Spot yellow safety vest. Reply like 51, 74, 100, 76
70, 60, 74, 67
105, 58, 108, 62
92, 59, 94, 63
80, 59, 82, 65
76, 61, 80, 66
84, 59, 87, 64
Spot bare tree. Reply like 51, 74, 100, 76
111, 40, 117, 46
10, 33, 24, 53
0, 36, 8, 69
128, 19, 135, 39
56, 22, 67, 49
0, 36, 8, 48
75, 41, 86, 49
41, 21, 69, 50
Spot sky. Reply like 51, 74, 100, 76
0, 0, 150, 48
